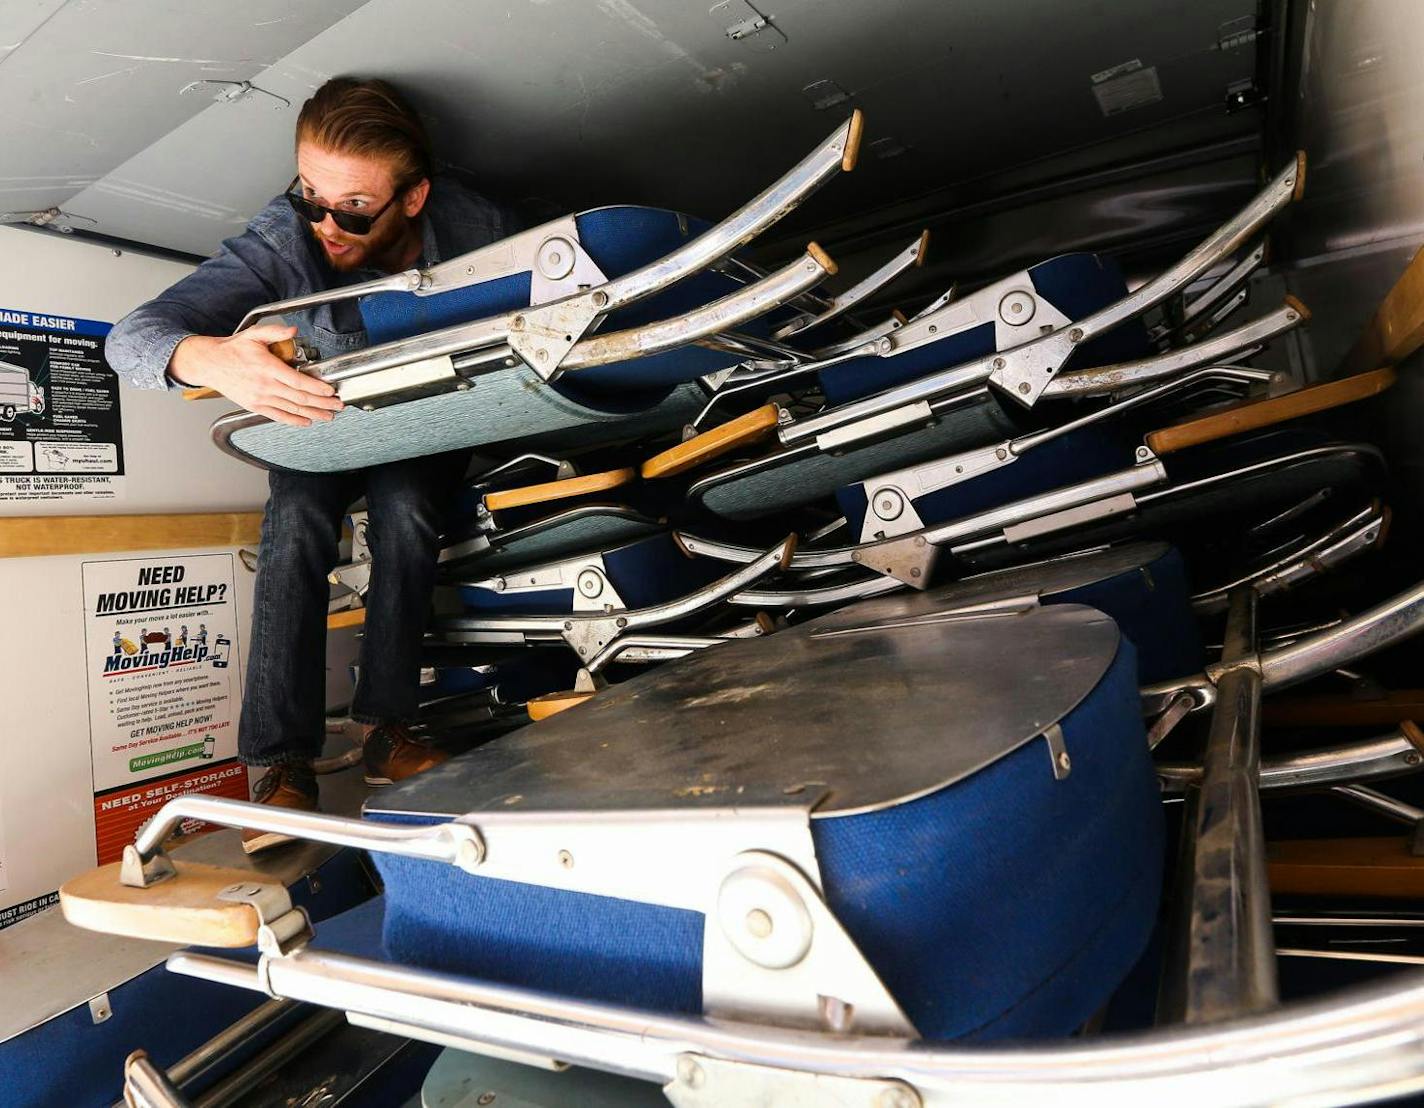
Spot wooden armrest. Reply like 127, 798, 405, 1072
1269, 836, 1424, 899
483, 467, 636, 513
1264, 693, 1424, 729
527, 688, 595, 721
1343, 242, 1424, 375
182, 338, 303, 402
642, 404, 781, 479
60, 860, 276, 946
842, 108, 864, 173
328, 608, 367, 631
1144, 365, 1395, 455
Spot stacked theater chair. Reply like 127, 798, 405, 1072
51, 117, 1424, 1107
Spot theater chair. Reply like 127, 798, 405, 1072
677, 368, 1394, 592
196, 115, 866, 472
60, 572, 1424, 1107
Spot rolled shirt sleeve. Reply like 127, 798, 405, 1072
105, 206, 299, 391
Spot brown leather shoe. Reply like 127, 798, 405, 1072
363, 723, 449, 786
242, 763, 318, 854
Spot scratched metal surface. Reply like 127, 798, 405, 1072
366, 600, 1119, 821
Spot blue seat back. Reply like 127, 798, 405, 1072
818, 253, 1150, 407
358, 207, 756, 403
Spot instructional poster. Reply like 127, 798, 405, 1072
0, 306, 124, 502
81, 553, 248, 863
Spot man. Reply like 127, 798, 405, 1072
108, 77, 517, 850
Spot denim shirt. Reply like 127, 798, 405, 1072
106, 177, 518, 390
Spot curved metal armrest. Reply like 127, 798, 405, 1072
773, 230, 929, 340
780, 155, 1306, 443
167, 944, 1424, 1107
1158, 728, 1424, 794
1143, 579, 1424, 718
1044, 300, 1307, 399
295, 245, 834, 390
1192, 504, 1388, 614
445, 536, 796, 665
557, 248, 835, 374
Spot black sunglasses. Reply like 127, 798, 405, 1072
284, 176, 401, 235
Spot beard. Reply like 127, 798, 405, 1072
310, 208, 417, 275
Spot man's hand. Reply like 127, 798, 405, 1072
169, 324, 343, 427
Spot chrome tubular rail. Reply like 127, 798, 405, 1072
233, 214, 598, 333
598, 114, 859, 309
236, 270, 423, 334
1158, 586, 1277, 1024
290, 245, 835, 388
1143, 578, 1424, 717
443, 537, 795, 665
123, 1051, 191, 1108
1043, 301, 1306, 399
1258, 580, 1424, 692
679, 459, 1167, 572
773, 230, 929, 340
987, 155, 1303, 405
1158, 728, 1424, 794
909, 284, 957, 321
167, 944, 1424, 1107
587, 634, 724, 669
731, 573, 904, 608
126, 795, 485, 883
1145, 241, 1267, 344
858, 366, 1274, 541
1173, 240, 1264, 330
559, 248, 835, 371
1332, 784, 1424, 826
1192, 504, 1388, 614
811, 310, 907, 359
1180, 241, 1269, 330
779, 155, 1305, 443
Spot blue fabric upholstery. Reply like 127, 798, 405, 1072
818, 253, 1149, 407
0, 850, 374, 1108
372, 641, 1161, 1041
836, 425, 1128, 536
1053, 547, 1203, 685
358, 207, 746, 405
424, 651, 580, 705
457, 533, 723, 614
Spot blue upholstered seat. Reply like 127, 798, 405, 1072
361, 207, 752, 404
365, 604, 1164, 1043
836, 424, 1131, 539
455, 532, 723, 615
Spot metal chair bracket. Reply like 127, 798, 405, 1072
508, 292, 608, 380
217, 882, 313, 958
120, 842, 176, 889
665, 1053, 921, 1108
703, 850, 916, 1037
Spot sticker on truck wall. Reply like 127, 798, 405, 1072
0, 307, 124, 502
1090, 59, 1164, 117
81, 553, 245, 863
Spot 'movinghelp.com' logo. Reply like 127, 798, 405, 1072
104, 624, 231, 676
128, 734, 218, 774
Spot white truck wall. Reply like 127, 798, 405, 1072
0, 227, 272, 917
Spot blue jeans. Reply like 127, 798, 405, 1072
238, 450, 471, 767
